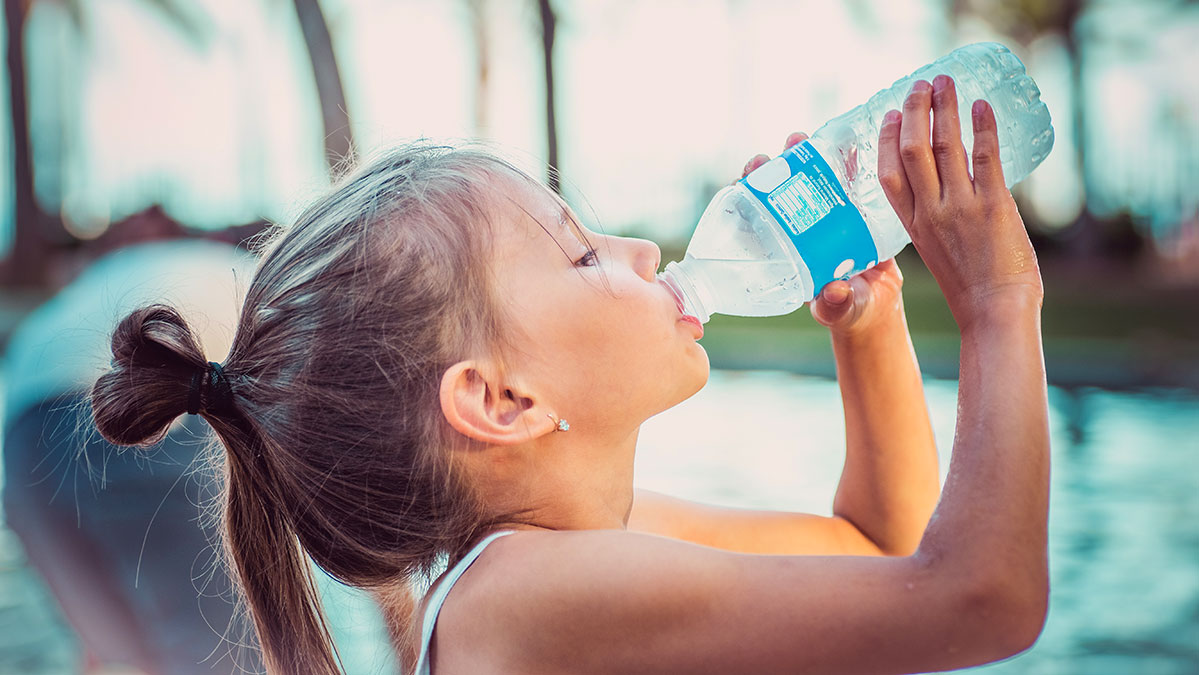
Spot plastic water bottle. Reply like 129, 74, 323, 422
659, 42, 1054, 323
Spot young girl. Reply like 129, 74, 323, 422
92, 75, 1049, 674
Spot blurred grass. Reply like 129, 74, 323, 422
678, 247, 1199, 389
2, 247, 1196, 390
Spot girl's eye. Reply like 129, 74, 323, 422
574, 249, 599, 267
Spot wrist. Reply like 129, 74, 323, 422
828, 298, 909, 347
956, 288, 1043, 336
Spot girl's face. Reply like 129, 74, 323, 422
489, 176, 709, 434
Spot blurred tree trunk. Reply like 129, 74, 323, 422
3, 0, 345, 287
468, 0, 489, 135
1059, 0, 1087, 206
293, 0, 355, 173
537, 0, 559, 193
2, 0, 201, 288
949, 0, 1089, 220
3, 0, 55, 287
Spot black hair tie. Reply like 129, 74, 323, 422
187, 361, 234, 415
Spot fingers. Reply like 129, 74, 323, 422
740, 132, 809, 185
741, 154, 770, 179
931, 75, 970, 198
899, 80, 939, 201
742, 132, 808, 180
970, 99, 1007, 194
784, 132, 809, 150
877, 110, 914, 224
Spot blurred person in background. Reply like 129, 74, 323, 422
2, 210, 262, 674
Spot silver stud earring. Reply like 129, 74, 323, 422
547, 413, 570, 432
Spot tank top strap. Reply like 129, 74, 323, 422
414, 530, 516, 675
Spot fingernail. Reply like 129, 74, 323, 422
933, 74, 950, 93
909, 80, 930, 96
884, 110, 901, 125
972, 100, 987, 130
823, 284, 850, 305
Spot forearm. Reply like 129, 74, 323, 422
830, 297, 940, 555
918, 293, 1049, 602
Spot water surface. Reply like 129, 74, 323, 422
2, 373, 1196, 673
638, 373, 1199, 674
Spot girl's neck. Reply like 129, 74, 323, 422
478, 426, 641, 533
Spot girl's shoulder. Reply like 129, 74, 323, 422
428, 529, 741, 673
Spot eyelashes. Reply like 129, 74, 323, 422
574, 249, 599, 267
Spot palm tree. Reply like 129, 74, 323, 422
2, 0, 206, 287
2, 0, 354, 287
4, 0, 46, 286
292, 0, 354, 171
467, 0, 489, 135
949, 0, 1088, 208
537, 0, 560, 193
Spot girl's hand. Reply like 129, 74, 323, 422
877, 75, 1043, 331
808, 259, 904, 338
741, 133, 906, 338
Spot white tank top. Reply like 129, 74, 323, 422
413, 530, 515, 675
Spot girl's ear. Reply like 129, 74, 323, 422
439, 361, 556, 445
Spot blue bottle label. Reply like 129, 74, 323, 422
739, 140, 878, 295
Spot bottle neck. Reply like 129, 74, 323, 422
659, 260, 712, 325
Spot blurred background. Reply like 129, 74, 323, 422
0, 0, 1195, 673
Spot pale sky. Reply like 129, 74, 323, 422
6, 0, 1197, 250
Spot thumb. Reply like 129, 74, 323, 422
810, 280, 855, 326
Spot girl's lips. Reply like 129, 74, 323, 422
659, 279, 704, 338
660, 278, 687, 315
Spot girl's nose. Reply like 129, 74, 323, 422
627, 237, 661, 282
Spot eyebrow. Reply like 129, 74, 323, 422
557, 204, 589, 247
508, 197, 578, 264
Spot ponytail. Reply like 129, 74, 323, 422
375, 582, 420, 674
222, 431, 343, 674
92, 305, 344, 674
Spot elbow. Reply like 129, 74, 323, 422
957, 565, 1049, 660
1002, 580, 1050, 656
914, 548, 1049, 663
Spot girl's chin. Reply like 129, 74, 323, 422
691, 347, 711, 387
668, 358, 711, 409
635, 352, 709, 420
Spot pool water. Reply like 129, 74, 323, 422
2, 372, 1197, 673
637, 373, 1199, 675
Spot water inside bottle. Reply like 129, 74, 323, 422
682, 256, 808, 317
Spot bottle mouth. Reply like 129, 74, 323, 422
659, 263, 711, 324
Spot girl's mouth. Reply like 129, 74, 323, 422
660, 279, 703, 338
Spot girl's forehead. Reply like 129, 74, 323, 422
493, 176, 576, 243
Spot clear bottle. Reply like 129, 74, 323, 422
659, 42, 1054, 323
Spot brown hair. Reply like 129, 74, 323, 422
92, 144, 532, 674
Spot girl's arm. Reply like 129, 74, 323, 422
628, 488, 890, 555
630, 141, 941, 558
770, 127, 940, 557
628, 275, 939, 558
458, 76, 1049, 674
826, 284, 941, 555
